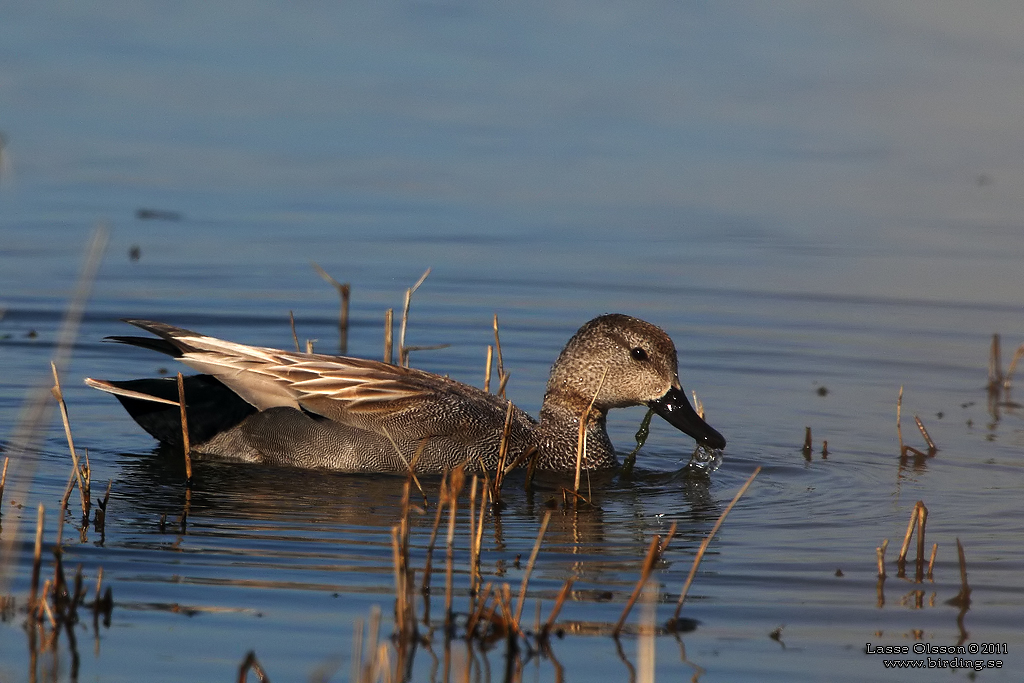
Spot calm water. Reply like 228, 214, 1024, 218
3, 2, 1024, 682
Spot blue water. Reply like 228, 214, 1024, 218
3, 2, 1024, 681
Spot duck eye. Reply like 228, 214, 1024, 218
630, 347, 648, 361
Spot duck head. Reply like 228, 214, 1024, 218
545, 314, 726, 450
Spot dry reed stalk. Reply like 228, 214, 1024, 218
56, 469, 76, 546
613, 521, 677, 637
311, 262, 350, 355
876, 539, 889, 578
914, 416, 937, 453
96, 479, 112, 531
176, 372, 193, 481
50, 363, 89, 518
306, 339, 316, 354
495, 582, 523, 638
491, 403, 515, 496
637, 583, 658, 683
29, 504, 45, 609
501, 445, 536, 481
0, 456, 7, 507
465, 581, 494, 636
384, 308, 394, 364
896, 501, 925, 566
988, 334, 1002, 392
421, 474, 449, 598
513, 510, 552, 624
237, 650, 271, 683
362, 606, 382, 682
0, 226, 106, 594
927, 543, 938, 578
39, 578, 56, 628
484, 345, 493, 393
479, 591, 502, 637
94, 567, 104, 604
444, 483, 458, 632
1005, 343, 1024, 390
391, 526, 408, 638
802, 427, 812, 458
896, 386, 905, 453
671, 467, 761, 622
952, 538, 971, 607
380, 426, 426, 501
288, 311, 300, 352
542, 578, 574, 635
351, 616, 365, 683
914, 503, 928, 581
574, 367, 609, 500
492, 315, 508, 400
399, 268, 431, 367
471, 482, 489, 607
467, 476, 478, 600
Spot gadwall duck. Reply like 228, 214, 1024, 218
86, 315, 725, 473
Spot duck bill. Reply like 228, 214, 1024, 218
648, 386, 726, 450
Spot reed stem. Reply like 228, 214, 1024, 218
672, 467, 760, 622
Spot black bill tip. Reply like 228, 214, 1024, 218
648, 386, 726, 450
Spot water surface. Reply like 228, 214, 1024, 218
2, 2, 1024, 681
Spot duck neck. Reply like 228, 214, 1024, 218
536, 399, 618, 472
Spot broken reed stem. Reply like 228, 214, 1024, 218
897, 501, 927, 565
391, 526, 408, 638
351, 616, 365, 683
421, 474, 449, 598
289, 311, 300, 352
956, 538, 969, 591
492, 402, 515, 495
30, 504, 45, 609
0, 456, 8, 508
928, 543, 938, 578
399, 268, 431, 368
484, 345, 493, 393
176, 372, 192, 481
896, 386, 904, 453
638, 584, 658, 683
543, 578, 574, 634
311, 261, 350, 355
672, 467, 761, 621
915, 503, 928, 580
914, 416, 936, 453
574, 367, 609, 499
50, 363, 89, 517
468, 476, 478, 599
465, 582, 495, 636
495, 582, 523, 638
237, 650, 271, 683
0, 225, 106, 597
1005, 343, 1024, 390
492, 315, 507, 399
948, 538, 972, 609
443, 479, 459, 631
513, 510, 552, 625
613, 522, 677, 636
988, 334, 1002, 390
876, 539, 889, 578
471, 481, 489, 608
384, 308, 394, 364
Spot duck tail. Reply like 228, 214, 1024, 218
85, 375, 256, 447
